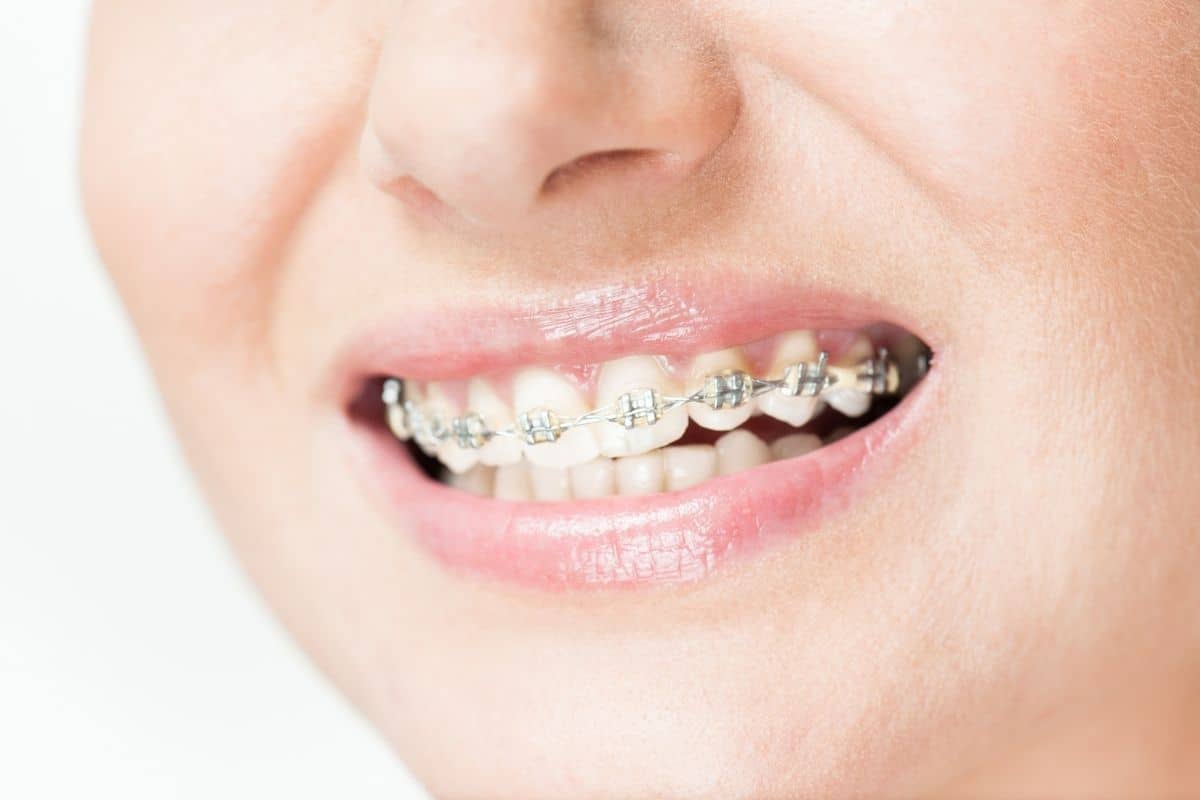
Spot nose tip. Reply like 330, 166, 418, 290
361, 3, 741, 228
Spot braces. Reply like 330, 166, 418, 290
383, 349, 902, 454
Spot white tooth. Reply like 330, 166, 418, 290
714, 429, 771, 476
512, 368, 601, 468
770, 433, 822, 461
685, 348, 755, 431
825, 388, 871, 417
826, 332, 874, 418
570, 458, 616, 499
467, 378, 524, 466
384, 381, 412, 440
386, 404, 411, 441
530, 465, 572, 502
595, 356, 688, 457
400, 383, 437, 452
615, 451, 665, 496
448, 465, 496, 497
756, 330, 820, 427
662, 445, 718, 492
425, 383, 479, 474
493, 463, 533, 501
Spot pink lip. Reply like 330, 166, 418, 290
333, 274, 941, 590
326, 272, 937, 395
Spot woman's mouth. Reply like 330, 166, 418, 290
337, 278, 938, 590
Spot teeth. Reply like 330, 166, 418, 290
770, 433, 822, 461
595, 356, 689, 457
824, 389, 871, 417
757, 330, 821, 427
382, 328, 920, 499
447, 465, 495, 497
615, 451, 666, 496
530, 465, 573, 502
467, 378, 524, 466
384, 381, 412, 441
714, 429, 771, 476
493, 463, 533, 501
685, 348, 755, 431
662, 445, 718, 492
425, 383, 479, 474
825, 333, 873, 418
512, 368, 601, 468
570, 458, 616, 499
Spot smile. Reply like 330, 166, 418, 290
339, 278, 939, 589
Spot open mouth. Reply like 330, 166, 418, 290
375, 325, 928, 499
339, 280, 937, 589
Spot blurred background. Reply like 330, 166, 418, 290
0, 6, 426, 797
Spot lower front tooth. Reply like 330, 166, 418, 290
715, 429, 771, 475
570, 458, 616, 499
662, 445, 718, 491
770, 433, 822, 461
448, 465, 495, 497
530, 465, 572, 502
493, 463, 533, 501
615, 451, 665, 496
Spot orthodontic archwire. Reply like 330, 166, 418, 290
382, 348, 918, 455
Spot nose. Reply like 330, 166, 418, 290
361, 2, 741, 228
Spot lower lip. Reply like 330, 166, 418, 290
346, 372, 937, 591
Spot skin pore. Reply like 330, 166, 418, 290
81, 2, 1200, 798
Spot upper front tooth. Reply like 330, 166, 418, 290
757, 330, 821, 426
425, 383, 480, 474
685, 348, 755, 431
594, 355, 688, 457
824, 389, 871, 417
512, 368, 600, 468
467, 378, 524, 466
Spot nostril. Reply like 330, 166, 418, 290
539, 148, 675, 196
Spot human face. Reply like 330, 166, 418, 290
81, 2, 1200, 796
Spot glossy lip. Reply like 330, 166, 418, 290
325, 271, 937, 395
335, 274, 942, 591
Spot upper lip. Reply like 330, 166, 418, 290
327, 270, 938, 404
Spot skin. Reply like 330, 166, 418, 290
81, 2, 1200, 797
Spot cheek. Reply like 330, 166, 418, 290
731, 0, 1198, 233
80, 1, 382, 368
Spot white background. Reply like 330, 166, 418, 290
0, 7, 427, 798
